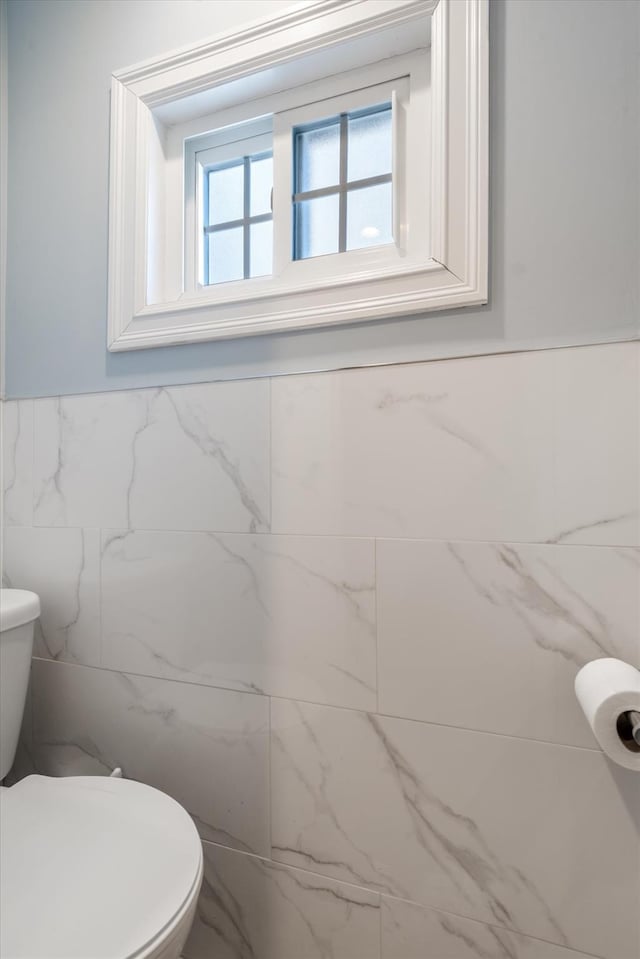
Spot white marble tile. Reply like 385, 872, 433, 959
3, 526, 101, 666
32, 380, 269, 532
2, 399, 33, 527
101, 530, 376, 710
553, 342, 639, 546
185, 842, 380, 959
270, 699, 640, 958
377, 540, 640, 747
271, 351, 555, 541
32, 660, 270, 855
380, 898, 597, 959
123, 381, 270, 533
33, 391, 147, 528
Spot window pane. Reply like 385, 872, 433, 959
346, 181, 393, 251
250, 155, 272, 216
295, 121, 340, 193
250, 220, 273, 277
208, 163, 244, 225
347, 108, 392, 183
208, 226, 244, 284
294, 194, 339, 259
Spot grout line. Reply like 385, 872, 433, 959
374, 537, 379, 715
6, 524, 640, 550
196, 837, 604, 959
29, 655, 605, 755
98, 528, 103, 669
268, 695, 273, 857
267, 374, 273, 534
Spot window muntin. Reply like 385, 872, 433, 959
203, 151, 273, 285
293, 103, 392, 260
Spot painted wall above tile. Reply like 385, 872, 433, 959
4, 0, 640, 398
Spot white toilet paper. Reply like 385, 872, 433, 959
575, 658, 640, 771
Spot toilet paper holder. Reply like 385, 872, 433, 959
617, 709, 640, 750
575, 659, 640, 770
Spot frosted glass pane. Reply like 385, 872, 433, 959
208, 163, 243, 225
208, 227, 244, 284
295, 194, 339, 259
296, 122, 340, 193
347, 182, 393, 251
250, 156, 272, 216
347, 108, 392, 182
250, 220, 273, 277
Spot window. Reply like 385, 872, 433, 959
183, 68, 413, 299
107, 0, 488, 350
293, 104, 393, 260
200, 141, 273, 285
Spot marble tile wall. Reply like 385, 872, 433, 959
1, 341, 639, 959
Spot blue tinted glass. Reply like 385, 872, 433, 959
250, 220, 272, 277
347, 107, 392, 182
294, 194, 339, 259
346, 181, 393, 251
208, 226, 244, 284
250, 155, 272, 216
208, 163, 243, 225
295, 121, 340, 193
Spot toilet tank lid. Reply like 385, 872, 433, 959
0, 589, 40, 632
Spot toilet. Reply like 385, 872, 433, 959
0, 589, 203, 959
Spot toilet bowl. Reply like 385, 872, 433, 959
0, 589, 203, 959
0, 775, 203, 959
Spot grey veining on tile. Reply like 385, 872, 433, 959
378, 540, 640, 746
32, 379, 270, 532
552, 342, 639, 546
1, 399, 34, 527
271, 351, 555, 541
3, 527, 101, 666
125, 382, 270, 533
32, 660, 270, 855
101, 530, 376, 710
184, 842, 380, 959
270, 698, 639, 958
33, 391, 148, 528
380, 898, 598, 959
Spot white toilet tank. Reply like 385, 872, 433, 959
0, 589, 40, 780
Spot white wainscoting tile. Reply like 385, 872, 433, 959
123, 381, 270, 533
2, 399, 33, 527
101, 530, 376, 710
32, 660, 270, 856
185, 842, 380, 959
380, 898, 597, 959
3, 527, 101, 666
271, 351, 555, 541
32, 380, 269, 532
33, 391, 148, 528
270, 699, 639, 958
553, 342, 639, 546
377, 540, 640, 746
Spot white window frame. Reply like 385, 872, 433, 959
185, 123, 274, 291
107, 0, 488, 351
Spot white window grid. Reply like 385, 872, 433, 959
292, 103, 392, 259
203, 150, 273, 284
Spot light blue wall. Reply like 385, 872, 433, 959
5, 0, 639, 399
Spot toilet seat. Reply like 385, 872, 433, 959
0, 775, 203, 959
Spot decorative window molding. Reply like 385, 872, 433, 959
107, 0, 488, 352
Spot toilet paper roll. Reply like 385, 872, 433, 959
575, 658, 640, 771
